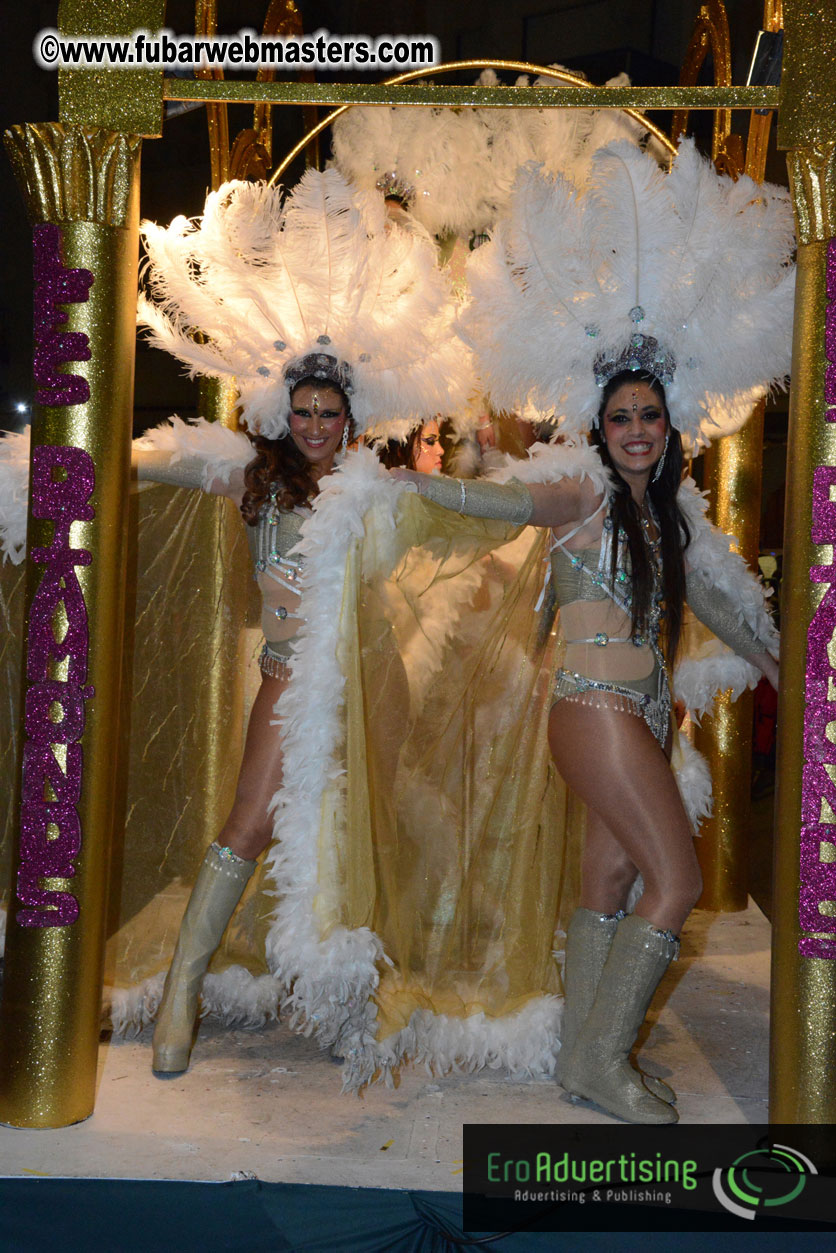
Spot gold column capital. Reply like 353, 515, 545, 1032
786, 144, 836, 246
3, 122, 141, 229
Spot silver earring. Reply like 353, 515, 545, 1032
651, 431, 670, 483
341, 422, 349, 453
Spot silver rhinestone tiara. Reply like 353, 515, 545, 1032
374, 170, 416, 205
283, 352, 354, 395
593, 333, 676, 389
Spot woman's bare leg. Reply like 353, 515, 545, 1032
548, 701, 702, 933
548, 699, 698, 1120
221, 673, 290, 860
152, 673, 289, 1074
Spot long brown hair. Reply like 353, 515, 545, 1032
591, 370, 690, 666
371, 427, 422, 470
240, 378, 351, 524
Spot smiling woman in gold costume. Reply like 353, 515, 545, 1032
387, 136, 793, 1121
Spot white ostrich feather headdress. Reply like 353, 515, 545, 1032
137, 168, 473, 440
459, 138, 796, 447
331, 101, 495, 238
330, 68, 667, 241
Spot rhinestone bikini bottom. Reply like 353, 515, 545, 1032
552, 667, 671, 748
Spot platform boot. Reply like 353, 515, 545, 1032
560, 912, 679, 1123
152, 842, 256, 1076
556, 907, 675, 1104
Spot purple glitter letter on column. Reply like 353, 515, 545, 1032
32, 223, 94, 408
16, 444, 95, 928
800, 251, 836, 958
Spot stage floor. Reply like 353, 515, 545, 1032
0, 901, 770, 1189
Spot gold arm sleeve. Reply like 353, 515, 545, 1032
132, 447, 209, 491
685, 570, 774, 657
417, 475, 534, 525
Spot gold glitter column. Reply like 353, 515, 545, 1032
682, 1, 775, 912
0, 123, 141, 1127
770, 0, 836, 1123
694, 411, 764, 912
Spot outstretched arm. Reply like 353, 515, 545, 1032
678, 477, 779, 691
685, 570, 779, 690
390, 467, 604, 530
133, 445, 245, 504
132, 417, 251, 506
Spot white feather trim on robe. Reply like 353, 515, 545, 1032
678, 476, 779, 656
108, 968, 282, 1036
133, 416, 253, 491
0, 429, 31, 565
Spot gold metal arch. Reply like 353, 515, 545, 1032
267, 58, 677, 186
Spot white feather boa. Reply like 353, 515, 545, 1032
677, 476, 779, 656
0, 429, 31, 565
261, 448, 401, 1087
133, 415, 253, 489
0, 419, 253, 564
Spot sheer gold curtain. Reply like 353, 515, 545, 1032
332, 496, 580, 1042
2, 483, 582, 1053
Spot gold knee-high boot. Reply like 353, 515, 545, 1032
152, 842, 256, 1076
560, 913, 679, 1124
556, 908, 675, 1104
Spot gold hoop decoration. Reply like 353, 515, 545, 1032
197, 0, 318, 188
672, 0, 735, 163
268, 59, 677, 186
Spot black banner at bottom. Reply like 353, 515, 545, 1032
463, 1124, 836, 1232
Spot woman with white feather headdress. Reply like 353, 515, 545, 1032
0, 162, 592, 1091
330, 65, 670, 471
391, 137, 793, 1123
132, 166, 476, 1076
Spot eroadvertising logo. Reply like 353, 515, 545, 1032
712, 1143, 817, 1220
463, 1125, 836, 1232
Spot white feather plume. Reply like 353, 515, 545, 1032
0, 429, 30, 565
331, 68, 667, 240
138, 169, 473, 440
459, 138, 795, 445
